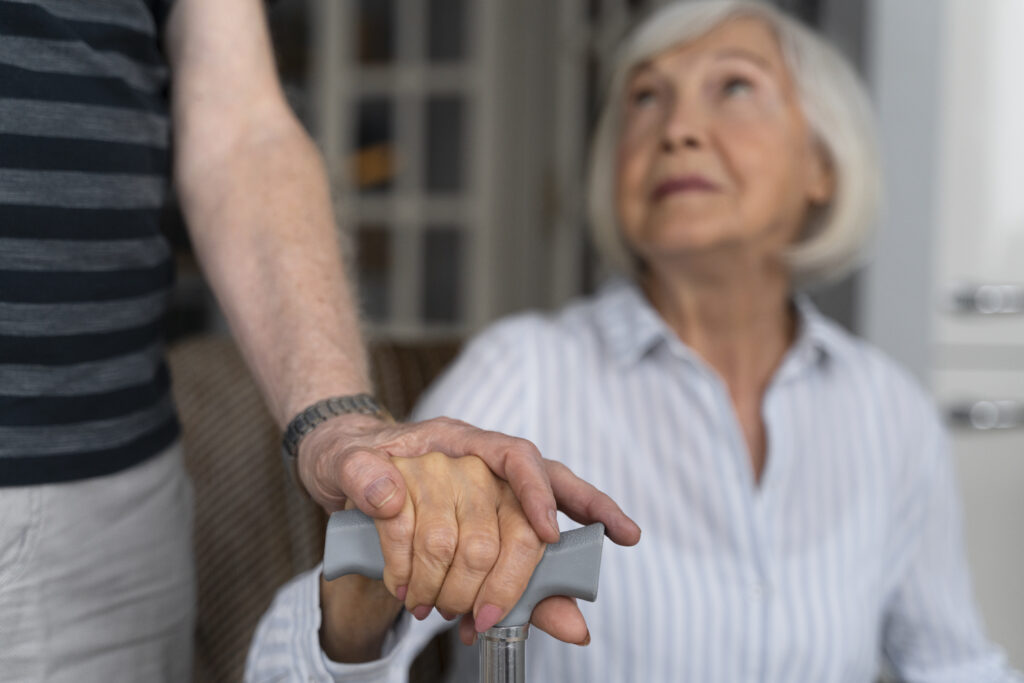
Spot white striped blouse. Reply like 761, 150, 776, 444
247, 279, 1020, 683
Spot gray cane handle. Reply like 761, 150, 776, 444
323, 509, 386, 581
323, 510, 604, 627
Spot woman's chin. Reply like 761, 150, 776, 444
631, 232, 743, 264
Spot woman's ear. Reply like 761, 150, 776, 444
805, 140, 835, 206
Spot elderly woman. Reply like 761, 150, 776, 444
247, 2, 1021, 681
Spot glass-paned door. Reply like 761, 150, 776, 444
311, 0, 481, 340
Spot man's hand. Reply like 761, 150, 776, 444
297, 414, 642, 548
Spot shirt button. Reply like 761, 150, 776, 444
752, 581, 770, 600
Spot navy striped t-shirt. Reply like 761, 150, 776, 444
0, 0, 180, 485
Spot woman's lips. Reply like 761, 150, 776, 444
650, 175, 721, 201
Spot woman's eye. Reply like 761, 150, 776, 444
630, 87, 657, 106
722, 77, 753, 98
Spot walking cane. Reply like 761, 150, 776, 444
324, 510, 605, 683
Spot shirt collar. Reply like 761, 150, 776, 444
593, 278, 841, 374
780, 292, 836, 381
593, 278, 674, 367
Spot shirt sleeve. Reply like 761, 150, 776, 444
245, 566, 450, 683
881, 410, 1023, 682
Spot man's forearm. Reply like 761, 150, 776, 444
164, 0, 589, 542
176, 117, 369, 427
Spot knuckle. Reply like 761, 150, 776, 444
381, 515, 415, 547
459, 533, 500, 573
505, 524, 543, 555
431, 416, 463, 430
505, 436, 541, 460
417, 525, 458, 566
545, 459, 569, 477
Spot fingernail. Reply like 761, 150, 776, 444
474, 604, 503, 633
395, 585, 407, 601
412, 604, 432, 621
579, 630, 591, 646
365, 476, 398, 508
438, 609, 456, 621
548, 509, 560, 537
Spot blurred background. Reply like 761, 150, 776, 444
166, 0, 1024, 672
166, 0, 868, 341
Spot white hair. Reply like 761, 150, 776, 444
586, 0, 881, 287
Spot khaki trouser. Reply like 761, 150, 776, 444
0, 443, 195, 682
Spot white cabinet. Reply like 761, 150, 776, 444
932, 7, 1024, 662
934, 0, 1024, 348
933, 1, 1024, 670
873, 0, 1024, 668
934, 370, 1024, 670
868, 0, 1024, 669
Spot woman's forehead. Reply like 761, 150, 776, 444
633, 16, 787, 79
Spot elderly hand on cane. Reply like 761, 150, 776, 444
318, 452, 641, 664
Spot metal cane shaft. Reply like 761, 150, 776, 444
480, 625, 528, 683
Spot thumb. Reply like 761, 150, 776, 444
332, 446, 408, 519
530, 595, 589, 645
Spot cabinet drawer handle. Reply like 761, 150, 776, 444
949, 283, 1024, 315
947, 400, 1024, 430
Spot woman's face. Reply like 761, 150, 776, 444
616, 17, 833, 270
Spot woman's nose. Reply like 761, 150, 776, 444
660, 132, 701, 152
660, 100, 704, 152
